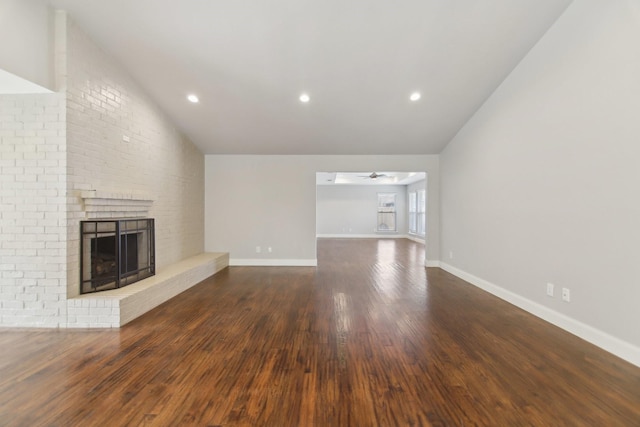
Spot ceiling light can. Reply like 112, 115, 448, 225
187, 94, 199, 103
410, 92, 421, 101
299, 93, 310, 103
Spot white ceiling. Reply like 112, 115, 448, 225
48, 0, 572, 155
317, 172, 426, 186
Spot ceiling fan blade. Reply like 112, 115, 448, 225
355, 172, 387, 179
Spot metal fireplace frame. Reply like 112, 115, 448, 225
80, 218, 155, 294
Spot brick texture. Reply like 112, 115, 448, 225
0, 14, 206, 327
64, 19, 205, 303
0, 93, 67, 327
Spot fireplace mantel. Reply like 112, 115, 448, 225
81, 190, 154, 219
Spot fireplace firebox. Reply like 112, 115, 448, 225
80, 219, 155, 294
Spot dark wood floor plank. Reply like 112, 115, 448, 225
0, 238, 639, 426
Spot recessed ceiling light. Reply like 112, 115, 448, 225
410, 92, 421, 102
299, 93, 310, 103
187, 94, 199, 103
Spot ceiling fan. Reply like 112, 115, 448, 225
359, 172, 387, 180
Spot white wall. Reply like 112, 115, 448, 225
316, 185, 407, 236
440, 0, 640, 365
205, 155, 439, 265
0, 0, 53, 90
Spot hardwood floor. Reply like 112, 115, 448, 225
0, 238, 639, 426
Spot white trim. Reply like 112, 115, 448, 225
230, 258, 318, 267
425, 260, 440, 267
316, 234, 425, 244
406, 234, 426, 244
316, 234, 407, 239
439, 262, 640, 368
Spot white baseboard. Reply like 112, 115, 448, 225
229, 258, 318, 267
316, 234, 407, 239
316, 234, 427, 242
406, 234, 426, 244
439, 262, 640, 368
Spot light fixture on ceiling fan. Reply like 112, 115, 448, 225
358, 172, 387, 180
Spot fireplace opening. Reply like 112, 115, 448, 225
81, 219, 155, 294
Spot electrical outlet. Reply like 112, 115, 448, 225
449, 251, 454, 259
546, 283, 554, 297
562, 287, 570, 302
256, 246, 261, 253
268, 247, 272, 253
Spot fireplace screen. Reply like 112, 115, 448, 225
80, 219, 155, 294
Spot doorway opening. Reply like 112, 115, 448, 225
315, 171, 427, 262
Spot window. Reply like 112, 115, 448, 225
417, 189, 426, 236
408, 189, 425, 236
377, 193, 396, 232
408, 192, 417, 234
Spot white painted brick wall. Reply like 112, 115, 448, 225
65, 19, 205, 300
0, 93, 67, 327
0, 15, 205, 327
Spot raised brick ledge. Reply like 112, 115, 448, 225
67, 252, 229, 328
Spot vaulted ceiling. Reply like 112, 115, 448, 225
49, 0, 572, 155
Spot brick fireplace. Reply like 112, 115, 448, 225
0, 12, 207, 328
77, 191, 156, 295
67, 191, 227, 327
